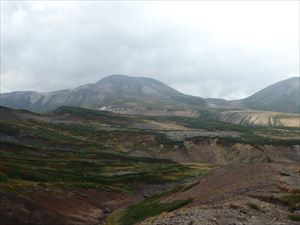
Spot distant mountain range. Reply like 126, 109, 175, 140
0, 75, 299, 114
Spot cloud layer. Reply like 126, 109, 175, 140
1, 1, 299, 99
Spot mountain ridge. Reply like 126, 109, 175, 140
1, 75, 299, 114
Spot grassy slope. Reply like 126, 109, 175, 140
154, 115, 300, 145
0, 107, 204, 193
1, 108, 298, 191
106, 184, 194, 225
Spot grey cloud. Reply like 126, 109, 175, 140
1, 1, 299, 99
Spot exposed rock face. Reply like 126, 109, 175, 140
0, 74, 206, 112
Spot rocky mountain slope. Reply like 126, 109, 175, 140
0, 75, 206, 113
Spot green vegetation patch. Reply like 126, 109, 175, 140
281, 193, 300, 212
282, 193, 300, 205
0, 141, 199, 192
156, 115, 300, 145
288, 214, 300, 222
246, 202, 260, 211
0, 172, 8, 182
181, 180, 200, 192
117, 197, 192, 225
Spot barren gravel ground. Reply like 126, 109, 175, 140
140, 201, 299, 225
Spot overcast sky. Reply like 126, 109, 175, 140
1, 1, 299, 99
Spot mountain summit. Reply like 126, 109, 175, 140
0, 74, 206, 112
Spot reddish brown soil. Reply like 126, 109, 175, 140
177, 163, 278, 205
0, 182, 178, 225
0, 188, 135, 225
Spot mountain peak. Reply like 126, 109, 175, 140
98, 74, 132, 81
98, 74, 163, 84
0, 74, 206, 112
241, 76, 299, 113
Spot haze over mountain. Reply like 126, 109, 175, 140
0, 75, 206, 113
